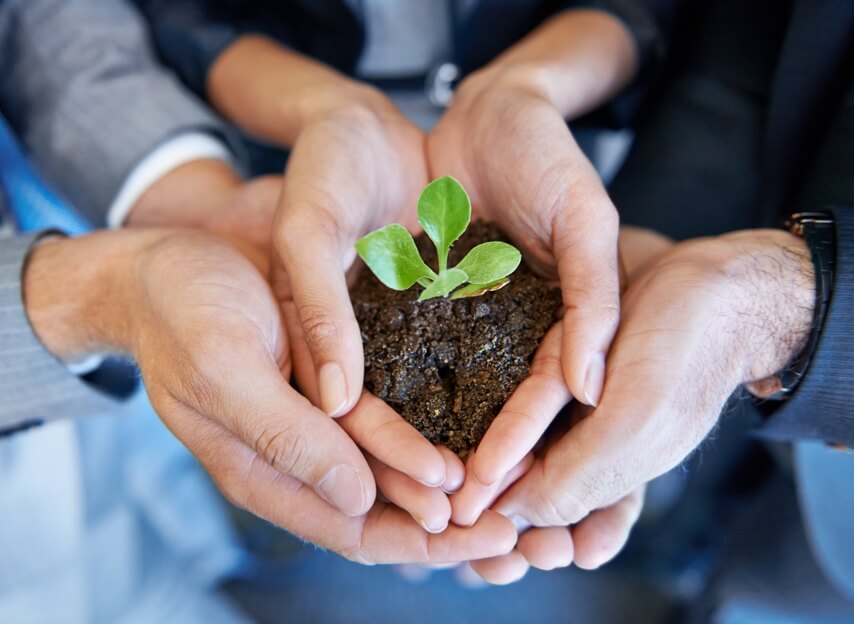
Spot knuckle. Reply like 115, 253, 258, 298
541, 488, 587, 527
530, 352, 569, 387
299, 304, 340, 351
276, 206, 340, 255
562, 299, 620, 331
255, 426, 311, 477
338, 522, 374, 565
211, 453, 264, 512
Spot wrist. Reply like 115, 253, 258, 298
127, 159, 242, 230
23, 230, 167, 362
209, 35, 393, 144
460, 10, 637, 118
718, 230, 815, 384
294, 78, 394, 133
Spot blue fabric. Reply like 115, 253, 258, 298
0, 113, 91, 234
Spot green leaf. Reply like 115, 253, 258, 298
455, 241, 522, 284
356, 224, 437, 290
417, 176, 471, 271
450, 277, 511, 299
419, 268, 469, 301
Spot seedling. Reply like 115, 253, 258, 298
355, 176, 522, 300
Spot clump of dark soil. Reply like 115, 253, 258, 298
352, 222, 562, 456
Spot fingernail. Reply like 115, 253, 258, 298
319, 362, 349, 416
415, 514, 448, 534
419, 475, 446, 488
508, 513, 532, 532
583, 352, 606, 407
441, 474, 464, 494
319, 465, 367, 516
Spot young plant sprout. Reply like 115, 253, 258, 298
355, 176, 522, 300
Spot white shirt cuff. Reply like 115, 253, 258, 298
107, 133, 234, 228
65, 353, 106, 376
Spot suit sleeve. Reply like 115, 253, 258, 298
572, 0, 678, 77
0, 0, 230, 227
760, 76, 854, 448
134, 0, 362, 97
559, 0, 680, 124
0, 232, 116, 432
759, 206, 854, 448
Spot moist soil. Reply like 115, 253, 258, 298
352, 222, 562, 456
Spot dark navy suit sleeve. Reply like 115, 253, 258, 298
760, 206, 854, 448
571, 0, 678, 78
761, 71, 854, 448
134, 0, 255, 95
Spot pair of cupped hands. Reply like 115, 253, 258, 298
124, 65, 813, 585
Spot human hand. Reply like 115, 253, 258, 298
427, 11, 636, 410
272, 93, 428, 417
24, 229, 515, 562
471, 229, 814, 580
127, 159, 281, 271
447, 228, 669, 582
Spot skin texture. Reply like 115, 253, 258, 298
428, 10, 638, 409
22, 228, 517, 564
465, 229, 815, 580
127, 158, 281, 271
74, 11, 816, 584
195, 11, 640, 553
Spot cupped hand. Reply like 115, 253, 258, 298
127, 159, 282, 271
267, 94, 471, 529
128, 229, 373, 518
453, 227, 668, 583
475, 229, 814, 580
126, 229, 514, 562
428, 67, 621, 411
273, 95, 429, 418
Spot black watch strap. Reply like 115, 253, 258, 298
773, 212, 836, 399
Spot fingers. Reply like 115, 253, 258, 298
167, 334, 376, 517
359, 508, 517, 565
438, 446, 465, 494
368, 455, 450, 534
517, 527, 574, 571
506, 488, 643, 573
451, 453, 534, 527
492, 459, 583, 527
551, 170, 621, 408
470, 324, 570, 486
469, 551, 530, 585
338, 392, 447, 487
274, 206, 364, 417
572, 487, 645, 570
170, 405, 517, 565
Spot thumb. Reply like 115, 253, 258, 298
168, 339, 376, 517
273, 209, 364, 417
551, 173, 621, 407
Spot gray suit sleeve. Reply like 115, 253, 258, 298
0, 232, 116, 431
0, 0, 231, 227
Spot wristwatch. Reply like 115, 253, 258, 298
769, 211, 836, 399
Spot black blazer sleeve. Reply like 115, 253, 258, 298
761, 206, 854, 448
134, 0, 362, 97
761, 73, 854, 448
